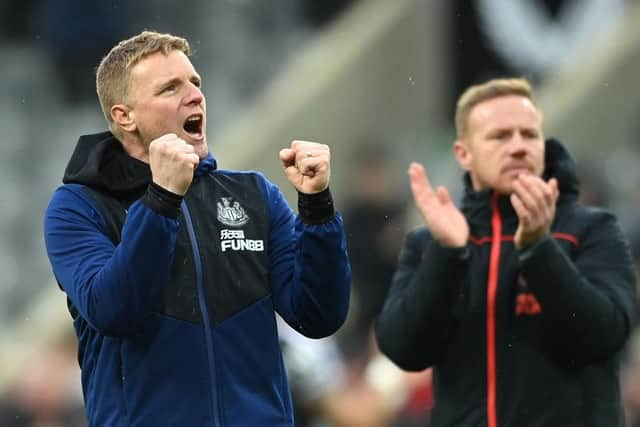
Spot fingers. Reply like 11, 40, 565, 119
512, 179, 542, 219
548, 177, 559, 201
408, 162, 445, 221
408, 162, 435, 205
284, 140, 330, 176
406, 163, 468, 246
290, 140, 330, 165
148, 134, 198, 195
511, 174, 558, 232
512, 175, 555, 212
282, 140, 331, 193
150, 134, 199, 166
290, 140, 328, 153
408, 162, 428, 188
510, 193, 530, 227
436, 186, 452, 206
279, 148, 295, 167
175, 138, 200, 169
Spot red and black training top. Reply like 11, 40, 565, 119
376, 138, 636, 427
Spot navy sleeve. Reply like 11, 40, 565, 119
43, 184, 180, 336
376, 228, 468, 371
259, 177, 351, 339
520, 212, 637, 364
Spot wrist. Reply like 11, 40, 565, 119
297, 187, 335, 224
436, 238, 468, 249
515, 230, 548, 250
517, 234, 551, 261
142, 182, 183, 219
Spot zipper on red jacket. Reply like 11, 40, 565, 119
486, 193, 502, 427
182, 200, 223, 427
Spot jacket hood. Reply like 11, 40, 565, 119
63, 131, 216, 201
542, 137, 579, 196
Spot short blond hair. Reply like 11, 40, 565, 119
96, 31, 191, 138
455, 78, 537, 138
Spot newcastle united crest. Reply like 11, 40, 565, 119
217, 197, 249, 227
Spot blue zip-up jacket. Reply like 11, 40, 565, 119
44, 132, 351, 427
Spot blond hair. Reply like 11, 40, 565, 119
455, 78, 538, 138
96, 31, 191, 138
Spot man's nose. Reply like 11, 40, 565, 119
508, 134, 528, 155
184, 83, 204, 105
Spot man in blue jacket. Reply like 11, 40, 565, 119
44, 30, 351, 427
376, 78, 636, 426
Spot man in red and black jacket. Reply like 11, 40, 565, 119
376, 77, 636, 426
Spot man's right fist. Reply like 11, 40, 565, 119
149, 134, 200, 196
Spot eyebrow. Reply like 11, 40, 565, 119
155, 77, 182, 92
485, 126, 540, 137
155, 75, 202, 92
486, 128, 512, 137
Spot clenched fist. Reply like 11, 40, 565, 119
279, 140, 330, 194
149, 133, 200, 196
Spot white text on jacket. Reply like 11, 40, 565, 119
220, 229, 264, 252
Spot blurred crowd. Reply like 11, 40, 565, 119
3, 0, 640, 426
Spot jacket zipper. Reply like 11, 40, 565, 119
487, 193, 502, 427
181, 200, 223, 427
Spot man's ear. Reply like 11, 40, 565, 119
453, 140, 471, 171
111, 104, 137, 133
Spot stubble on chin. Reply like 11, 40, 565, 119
195, 140, 209, 159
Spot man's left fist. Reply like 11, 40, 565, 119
279, 140, 331, 194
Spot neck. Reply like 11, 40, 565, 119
120, 136, 149, 164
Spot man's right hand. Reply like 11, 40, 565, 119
409, 162, 469, 248
149, 134, 200, 196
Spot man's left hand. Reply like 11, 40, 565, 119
510, 174, 559, 249
279, 140, 330, 194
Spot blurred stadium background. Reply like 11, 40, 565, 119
2, 0, 640, 425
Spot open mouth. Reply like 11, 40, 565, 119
183, 114, 203, 139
